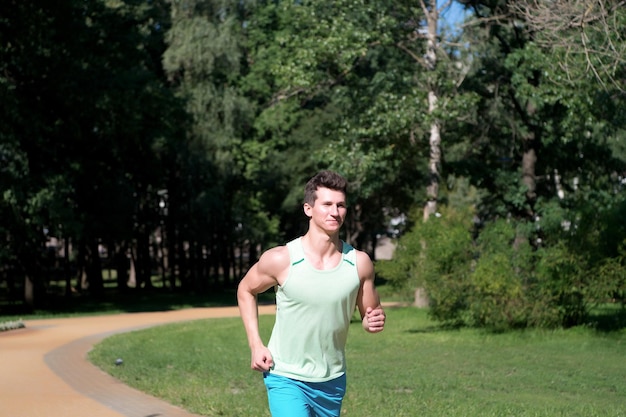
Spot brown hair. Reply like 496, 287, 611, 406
303, 170, 348, 206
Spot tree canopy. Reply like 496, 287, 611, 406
1, 0, 624, 328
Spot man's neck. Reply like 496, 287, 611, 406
301, 230, 341, 257
300, 232, 343, 270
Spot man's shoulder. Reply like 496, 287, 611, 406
352, 247, 374, 278
354, 248, 372, 262
261, 244, 289, 259
258, 244, 291, 267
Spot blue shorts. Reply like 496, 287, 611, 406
263, 373, 347, 417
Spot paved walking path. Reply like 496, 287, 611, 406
0, 305, 277, 417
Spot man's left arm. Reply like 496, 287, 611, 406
356, 251, 386, 333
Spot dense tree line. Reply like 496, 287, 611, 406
1, 0, 624, 327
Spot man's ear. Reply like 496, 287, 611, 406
303, 202, 313, 218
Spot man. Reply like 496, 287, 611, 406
237, 170, 386, 417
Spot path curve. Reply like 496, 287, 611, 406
0, 305, 276, 417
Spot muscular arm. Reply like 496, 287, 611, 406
237, 247, 288, 371
355, 251, 386, 333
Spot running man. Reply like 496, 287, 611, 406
238, 170, 386, 417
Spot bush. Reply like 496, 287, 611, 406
592, 256, 626, 304
0, 320, 25, 332
377, 206, 475, 325
531, 194, 626, 326
533, 242, 589, 327
466, 219, 533, 329
467, 252, 526, 329
378, 198, 626, 330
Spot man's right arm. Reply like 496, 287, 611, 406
237, 248, 285, 372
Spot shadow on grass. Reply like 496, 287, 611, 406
406, 323, 462, 334
589, 303, 626, 332
401, 303, 626, 334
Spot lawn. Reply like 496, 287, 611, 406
89, 306, 626, 417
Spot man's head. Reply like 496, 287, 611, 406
304, 170, 348, 206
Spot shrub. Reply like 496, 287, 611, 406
592, 256, 626, 305
377, 196, 626, 330
534, 242, 589, 327
0, 320, 25, 332
377, 206, 475, 325
467, 252, 527, 329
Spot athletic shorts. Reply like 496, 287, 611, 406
263, 372, 347, 417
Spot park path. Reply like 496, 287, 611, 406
0, 305, 277, 417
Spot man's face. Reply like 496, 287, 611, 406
304, 187, 347, 232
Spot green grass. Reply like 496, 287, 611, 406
89, 306, 626, 417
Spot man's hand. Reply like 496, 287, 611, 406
251, 345, 274, 372
362, 306, 386, 333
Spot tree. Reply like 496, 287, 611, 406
1, 0, 183, 306
0, 0, 88, 306
164, 0, 272, 289
512, 0, 626, 93
398, 0, 456, 220
241, 0, 477, 240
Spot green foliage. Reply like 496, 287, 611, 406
514, 193, 626, 328
593, 256, 626, 306
534, 242, 589, 327
383, 193, 626, 330
2, 0, 625, 326
263, 0, 395, 92
0, 320, 25, 332
467, 220, 533, 329
232, 189, 281, 250
378, 205, 475, 325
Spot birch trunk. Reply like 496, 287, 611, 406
422, 1, 443, 221
424, 90, 441, 221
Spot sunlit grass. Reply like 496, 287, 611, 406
90, 306, 626, 417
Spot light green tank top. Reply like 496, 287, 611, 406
267, 237, 360, 382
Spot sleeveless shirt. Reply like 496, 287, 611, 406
267, 237, 361, 382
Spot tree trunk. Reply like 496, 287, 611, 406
167, 220, 178, 290
24, 274, 35, 310
64, 237, 72, 297
114, 243, 130, 292
77, 240, 88, 291
417, 1, 450, 307
424, 98, 442, 221
521, 98, 539, 219
131, 231, 152, 290
178, 234, 189, 290
522, 144, 537, 217
128, 251, 137, 288
87, 239, 104, 297
422, 2, 442, 221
